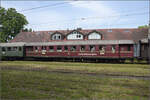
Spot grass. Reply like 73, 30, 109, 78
0, 61, 150, 99
1, 61, 150, 76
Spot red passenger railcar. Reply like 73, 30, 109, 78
25, 40, 134, 62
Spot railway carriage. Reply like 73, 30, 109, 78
0, 42, 25, 60
25, 40, 134, 60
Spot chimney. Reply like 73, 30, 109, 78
67, 28, 69, 32
77, 27, 82, 31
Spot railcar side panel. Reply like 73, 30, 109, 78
25, 44, 134, 59
119, 44, 134, 58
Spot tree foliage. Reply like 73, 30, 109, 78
138, 25, 149, 29
0, 7, 28, 42
22, 28, 33, 32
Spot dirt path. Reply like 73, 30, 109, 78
1, 66, 150, 80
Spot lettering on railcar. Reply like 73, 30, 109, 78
78, 53, 97, 56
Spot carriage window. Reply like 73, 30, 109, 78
57, 46, 62, 52
80, 45, 85, 51
70, 46, 76, 51
49, 46, 54, 52
64, 46, 68, 51
13, 47, 18, 51
2, 47, 6, 51
121, 47, 124, 51
7, 47, 11, 51
28, 47, 33, 51
42, 46, 46, 50
19, 47, 22, 51
112, 45, 116, 53
128, 45, 131, 51
99, 45, 105, 54
89, 45, 95, 52
99, 45, 105, 51
35, 47, 38, 50
99, 46, 102, 51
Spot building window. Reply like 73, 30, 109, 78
54, 36, 56, 40
76, 35, 81, 38
58, 36, 61, 39
64, 46, 68, 51
67, 31, 83, 40
88, 32, 101, 40
112, 45, 116, 53
99, 45, 105, 54
89, 45, 95, 52
49, 46, 54, 52
80, 45, 85, 51
57, 46, 62, 52
52, 33, 62, 40
70, 46, 76, 51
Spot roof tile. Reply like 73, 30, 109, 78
10, 28, 148, 43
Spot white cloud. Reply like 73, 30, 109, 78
2, 1, 69, 31
3, 1, 147, 30
26, 10, 68, 31
68, 1, 121, 29
2, 1, 121, 30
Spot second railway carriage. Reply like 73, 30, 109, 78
0, 42, 25, 60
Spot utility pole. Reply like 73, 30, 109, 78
148, 25, 150, 64
148, 0, 150, 64
0, 0, 3, 62
148, 21, 150, 64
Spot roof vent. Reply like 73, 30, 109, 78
48, 32, 53, 34
107, 30, 112, 32
36, 32, 40, 35
77, 28, 82, 31
124, 30, 130, 32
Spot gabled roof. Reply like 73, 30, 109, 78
10, 28, 148, 43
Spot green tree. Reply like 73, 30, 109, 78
138, 25, 149, 29
0, 7, 28, 42
23, 28, 33, 32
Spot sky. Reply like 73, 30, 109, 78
1, 0, 149, 31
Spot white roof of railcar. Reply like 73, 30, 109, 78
0, 40, 134, 47
0, 42, 26, 47
25, 40, 134, 46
